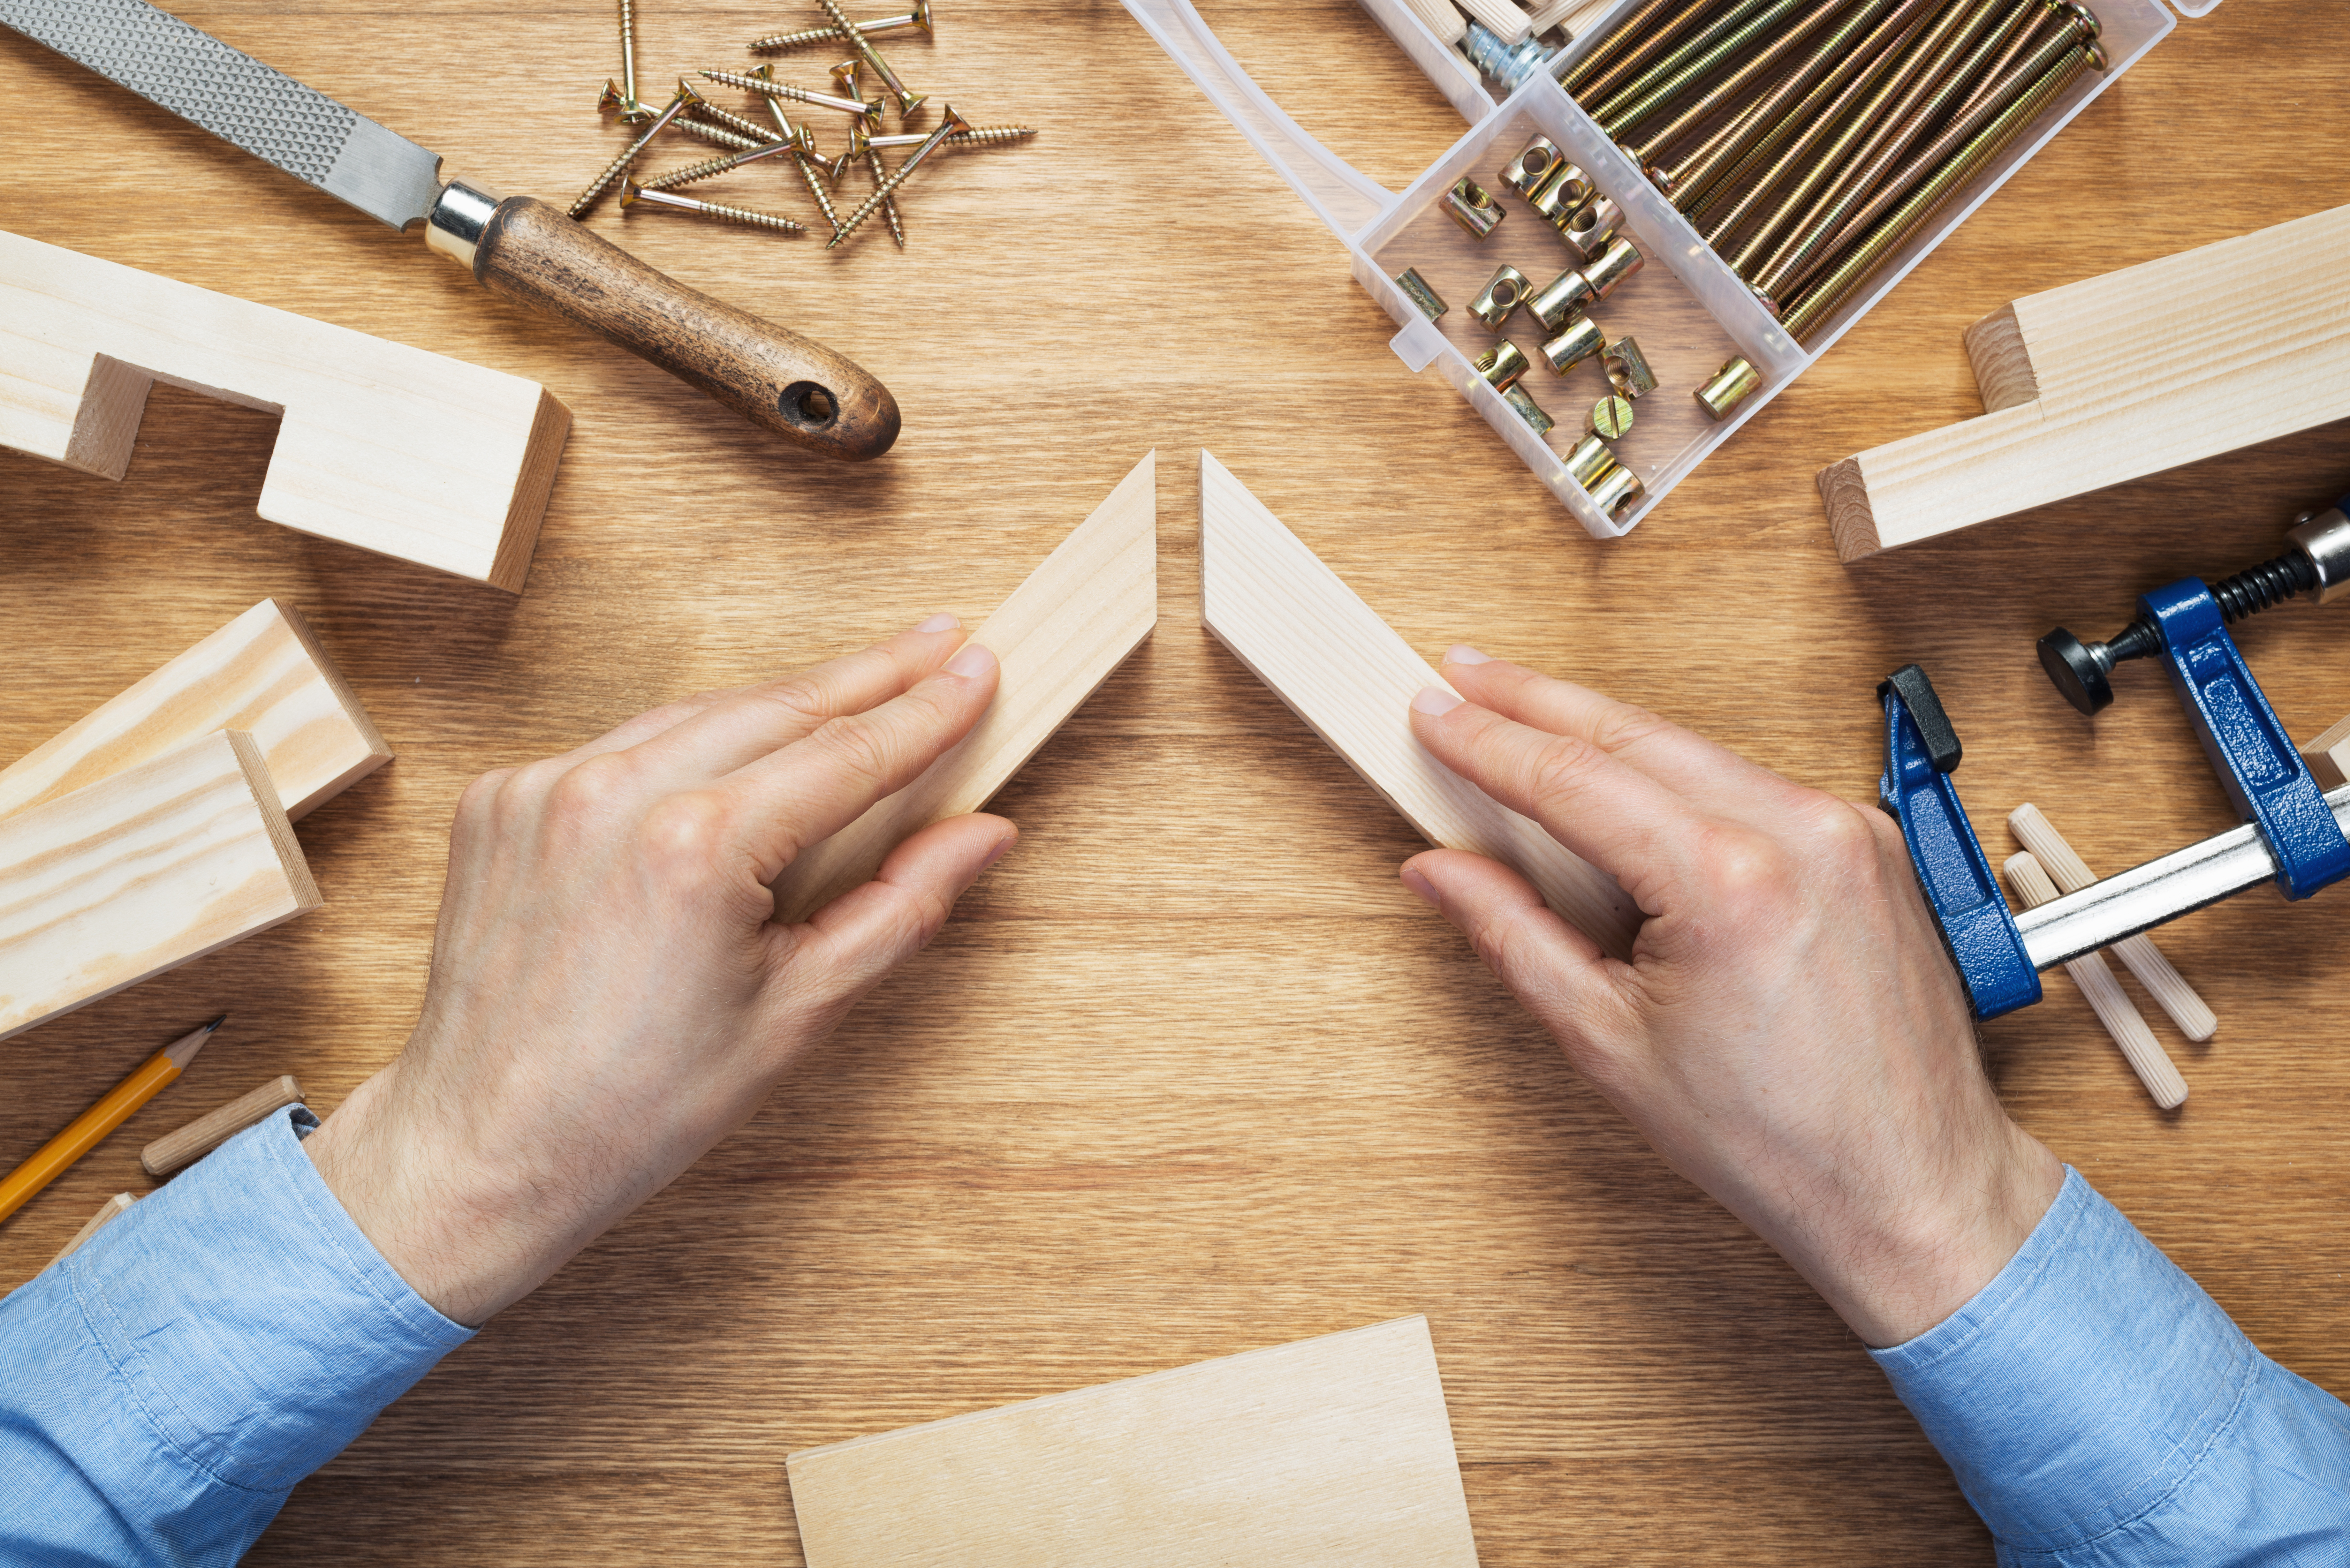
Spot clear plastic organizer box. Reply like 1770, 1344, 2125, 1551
1119, 0, 2204, 539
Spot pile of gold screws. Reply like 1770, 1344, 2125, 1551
572, 0, 1037, 248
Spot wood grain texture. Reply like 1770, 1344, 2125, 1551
2003, 851, 2187, 1110
2006, 802, 2217, 1043
474, 198, 899, 462
2, 3, 2347, 1563
785, 1315, 1478, 1566
1200, 451, 1640, 959
47, 1191, 136, 1268
0, 731, 319, 1043
2301, 711, 2350, 790
0, 229, 572, 592
771, 452, 1156, 923
140, 1073, 305, 1178
1822, 203, 2350, 559
0, 599, 390, 823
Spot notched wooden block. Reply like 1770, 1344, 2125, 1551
1820, 204, 2350, 561
0, 229, 571, 592
0, 730, 321, 1043
0, 599, 391, 822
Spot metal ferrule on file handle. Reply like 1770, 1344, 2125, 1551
2014, 785, 2350, 972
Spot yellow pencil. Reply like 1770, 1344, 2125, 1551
0, 1016, 223, 1227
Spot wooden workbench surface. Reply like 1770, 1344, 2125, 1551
4, 3, 2345, 1560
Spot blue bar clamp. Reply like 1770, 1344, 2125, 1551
1882, 571, 2350, 1019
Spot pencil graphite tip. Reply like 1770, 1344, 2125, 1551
204, 1014, 228, 1033
164, 1016, 225, 1071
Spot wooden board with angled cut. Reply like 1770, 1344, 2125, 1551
0, 229, 571, 592
0, 600, 390, 823
0, 731, 321, 1043
769, 452, 1157, 925
1818, 204, 2350, 560
1198, 451, 1640, 959
784, 1315, 1481, 1568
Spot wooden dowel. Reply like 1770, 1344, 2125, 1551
2008, 804, 2217, 1043
140, 1074, 305, 1179
2005, 852, 2187, 1110
1397, 0, 1470, 45
49, 1191, 138, 1268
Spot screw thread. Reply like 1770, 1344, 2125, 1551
617, 0, 638, 102
948, 125, 1038, 146
632, 187, 806, 231
687, 97, 780, 143
703, 66, 871, 118
569, 93, 686, 218
2211, 553, 2319, 622
673, 117, 763, 152
642, 150, 754, 191
866, 151, 906, 246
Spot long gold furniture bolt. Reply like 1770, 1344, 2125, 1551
827, 105, 972, 248
752, 1, 933, 54
1567, 0, 1729, 103
621, 181, 809, 232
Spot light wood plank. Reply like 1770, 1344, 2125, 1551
1199, 452, 1640, 959
785, 1315, 1480, 1567
140, 1073, 306, 1178
2003, 852, 2187, 1109
0, 600, 390, 823
47, 1191, 137, 1268
2006, 803, 2216, 1043
1819, 204, 2350, 560
769, 453, 1157, 925
2301, 711, 2350, 790
0, 731, 320, 1043
0, 230, 572, 592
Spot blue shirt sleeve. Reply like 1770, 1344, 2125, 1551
0, 1106, 474, 1567
1873, 1165, 2350, 1565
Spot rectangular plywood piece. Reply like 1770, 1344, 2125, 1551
1198, 451, 1641, 960
0, 229, 571, 592
0, 730, 321, 1043
1820, 204, 2350, 560
0, 600, 390, 822
770, 453, 1157, 925
786, 1315, 1480, 1568
2301, 711, 2350, 790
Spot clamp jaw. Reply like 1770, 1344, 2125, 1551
1877, 667, 2040, 1020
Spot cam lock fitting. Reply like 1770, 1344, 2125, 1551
1469, 265, 1535, 329
1530, 236, 1643, 333
1444, 176, 1505, 240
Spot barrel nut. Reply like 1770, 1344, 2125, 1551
1589, 463, 1645, 518
1538, 314, 1606, 375
1473, 339, 1531, 393
1525, 159, 1595, 223
1444, 176, 1505, 240
1581, 235, 1644, 301
1394, 268, 1448, 321
1555, 195, 1622, 262
1694, 356, 1761, 421
1469, 265, 1535, 329
1502, 383, 1555, 436
1566, 430, 1617, 490
1602, 336, 1657, 400
1587, 394, 1634, 440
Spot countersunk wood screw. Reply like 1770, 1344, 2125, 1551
814, 0, 928, 116
832, 60, 904, 246
680, 80, 790, 147
621, 180, 808, 232
702, 65, 885, 128
752, 1, 933, 56
570, 88, 688, 218
598, 0, 652, 121
641, 136, 807, 192
827, 104, 970, 248
850, 124, 1037, 155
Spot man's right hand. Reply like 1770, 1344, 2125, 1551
1403, 647, 2063, 1349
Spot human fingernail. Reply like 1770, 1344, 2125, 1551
1411, 685, 1462, 717
982, 835, 1016, 870
1399, 865, 1439, 905
1447, 644, 1492, 665
945, 642, 997, 678
914, 612, 959, 634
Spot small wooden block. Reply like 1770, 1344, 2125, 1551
0, 599, 390, 822
2301, 711, 2350, 790
785, 1315, 1480, 1567
0, 731, 321, 1043
140, 1073, 306, 1178
1820, 204, 2350, 560
0, 229, 572, 592
769, 453, 1158, 924
1198, 451, 1640, 960
48, 1191, 138, 1269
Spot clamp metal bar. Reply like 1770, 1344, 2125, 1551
2017, 783, 2350, 971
